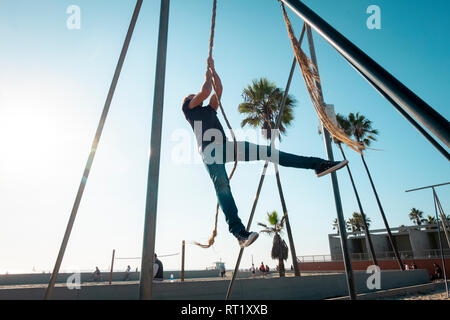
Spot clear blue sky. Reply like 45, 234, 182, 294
0, 0, 449, 274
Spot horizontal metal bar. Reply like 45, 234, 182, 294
405, 182, 450, 193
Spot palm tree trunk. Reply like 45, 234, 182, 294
360, 154, 404, 270
274, 165, 301, 277
338, 144, 378, 266
278, 258, 285, 277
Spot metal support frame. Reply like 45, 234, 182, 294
305, 24, 357, 300
274, 24, 307, 279
42, 0, 449, 302
281, 0, 450, 160
139, 0, 170, 300
434, 192, 450, 250
405, 182, 449, 298
338, 144, 378, 267
360, 154, 404, 270
44, 0, 143, 299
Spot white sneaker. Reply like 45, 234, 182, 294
236, 231, 259, 248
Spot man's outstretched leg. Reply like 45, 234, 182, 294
204, 162, 259, 248
226, 141, 348, 177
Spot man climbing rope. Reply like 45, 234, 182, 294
182, 57, 348, 248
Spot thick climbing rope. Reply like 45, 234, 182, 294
195, 0, 239, 248
280, 3, 364, 154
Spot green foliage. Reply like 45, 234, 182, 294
257, 210, 289, 263
347, 212, 371, 234
347, 112, 379, 148
238, 77, 296, 141
409, 208, 425, 226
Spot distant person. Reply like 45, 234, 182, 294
153, 253, 164, 282
93, 267, 101, 281
259, 262, 266, 277
405, 264, 410, 270
219, 264, 226, 278
124, 265, 131, 281
265, 265, 270, 274
411, 262, 417, 270
251, 264, 256, 279
431, 263, 443, 281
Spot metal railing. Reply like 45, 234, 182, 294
297, 249, 450, 263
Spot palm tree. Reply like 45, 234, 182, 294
347, 212, 371, 235
258, 211, 289, 277
346, 112, 404, 270
424, 215, 436, 230
239, 77, 300, 277
332, 218, 345, 235
409, 208, 425, 226
347, 216, 360, 234
238, 77, 296, 141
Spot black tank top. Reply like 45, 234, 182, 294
182, 99, 227, 152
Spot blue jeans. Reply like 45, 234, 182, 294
203, 141, 324, 236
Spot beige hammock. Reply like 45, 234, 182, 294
280, 3, 364, 154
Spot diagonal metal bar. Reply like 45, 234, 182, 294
305, 23, 357, 300
338, 144, 378, 267
44, 0, 143, 300
281, 0, 450, 159
432, 188, 449, 298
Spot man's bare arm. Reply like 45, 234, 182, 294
188, 69, 213, 109
209, 69, 222, 111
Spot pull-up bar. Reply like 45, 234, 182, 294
281, 0, 450, 160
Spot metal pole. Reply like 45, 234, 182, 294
344, 57, 450, 161
139, 0, 170, 300
274, 167, 301, 276
181, 241, 185, 282
360, 154, 404, 270
432, 188, 449, 298
434, 192, 450, 253
305, 24, 357, 300
338, 144, 378, 266
281, 0, 450, 155
109, 249, 115, 285
272, 24, 306, 278
225, 27, 306, 299
44, 0, 143, 299
226, 162, 270, 300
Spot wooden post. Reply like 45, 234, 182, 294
109, 249, 115, 285
181, 241, 185, 282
